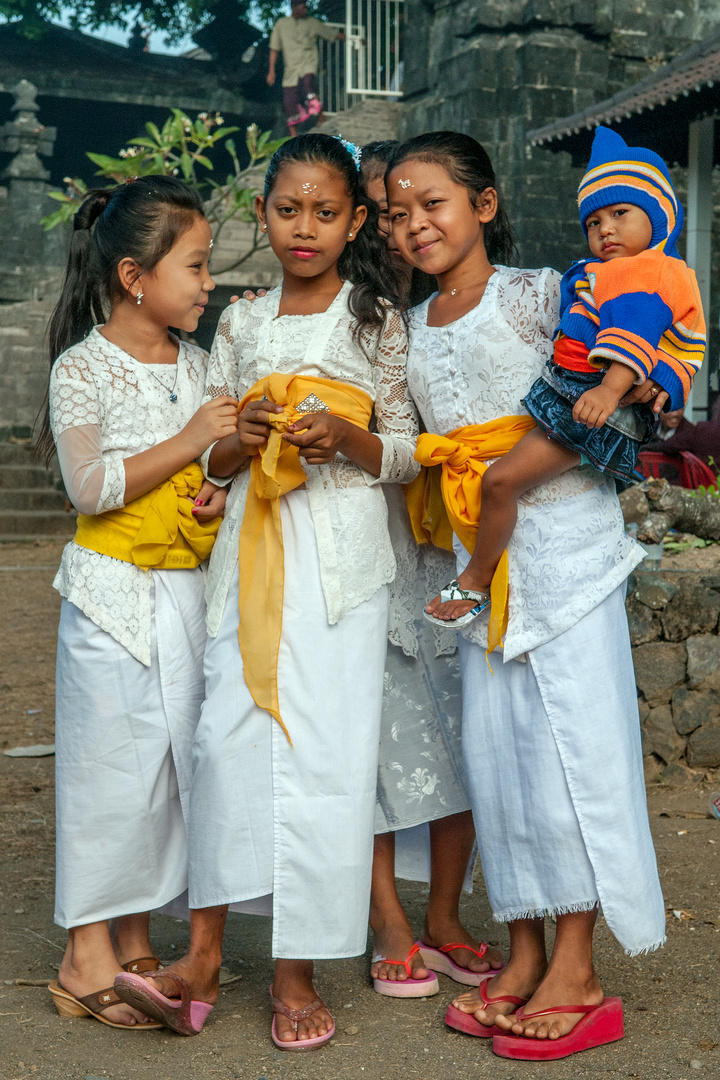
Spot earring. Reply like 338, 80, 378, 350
261, 223, 267, 231
136, 291, 143, 306
348, 232, 353, 239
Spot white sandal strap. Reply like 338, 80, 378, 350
439, 579, 489, 604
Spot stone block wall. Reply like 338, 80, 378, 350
399, 1, 720, 289
628, 568, 720, 781
0, 299, 54, 431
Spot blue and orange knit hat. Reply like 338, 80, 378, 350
577, 127, 683, 259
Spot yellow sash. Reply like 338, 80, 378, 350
74, 463, 221, 570
237, 373, 374, 742
406, 415, 536, 654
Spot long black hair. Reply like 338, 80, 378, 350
360, 140, 436, 308
263, 133, 404, 340
385, 131, 518, 266
37, 175, 205, 463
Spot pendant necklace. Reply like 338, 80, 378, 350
145, 363, 180, 403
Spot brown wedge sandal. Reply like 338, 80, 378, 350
121, 956, 161, 974
48, 981, 163, 1029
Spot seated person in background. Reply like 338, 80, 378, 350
644, 397, 720, 470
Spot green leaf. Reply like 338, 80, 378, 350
144, 122, 163, 144
180, 151, 193, 180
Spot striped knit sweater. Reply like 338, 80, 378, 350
554, 248, 705, 411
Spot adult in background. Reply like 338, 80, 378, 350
267, 0, 344, 133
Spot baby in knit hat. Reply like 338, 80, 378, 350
428, 126, 706, 628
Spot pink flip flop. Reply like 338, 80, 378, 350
270, 985, 335, 1052
445, 978, 528, 1038
492, 997, 624, 1060
372, 942, 439, 997
417, 940, 505, 986
113, 971, 213, 1036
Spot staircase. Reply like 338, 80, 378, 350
0, 429, 75, 542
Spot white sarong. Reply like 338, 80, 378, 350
54, 568, 206, 928
459, 583, 666, 956
189, 488, 389, 959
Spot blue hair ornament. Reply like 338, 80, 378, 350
334, 134, 362, 171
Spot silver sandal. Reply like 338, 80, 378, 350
423, 579, 490, 629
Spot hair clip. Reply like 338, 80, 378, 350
334, 135, 362, 171
124, 176, 139, 184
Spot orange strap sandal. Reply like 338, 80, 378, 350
417, 940, 504, 986
372, 941, 439, 998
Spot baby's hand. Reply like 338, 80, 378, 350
192, 480, 227, 522
572, 385, 622, 429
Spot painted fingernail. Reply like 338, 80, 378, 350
194, 498, 203, 505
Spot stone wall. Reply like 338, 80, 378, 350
628, 569, 720, 781
0, 299, 54, 431
399, 2, 720, 311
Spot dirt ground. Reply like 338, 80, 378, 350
1, 540, 719, 1080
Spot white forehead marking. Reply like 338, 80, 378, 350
398, 179, 413, 188
302, 182, 317, 193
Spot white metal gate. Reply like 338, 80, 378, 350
317, 23, 350, 116
345, 0, 404, 97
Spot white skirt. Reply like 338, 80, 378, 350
460, 584, 666, 956
189, 488, 389, 959
54, 569, 207, 929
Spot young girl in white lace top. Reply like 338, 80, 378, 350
42, 177, 238, 1030
113, 134, 420, 1048
386, 133, 665, 1062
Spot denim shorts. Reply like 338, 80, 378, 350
522, 363, 655, 484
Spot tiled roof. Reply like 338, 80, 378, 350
527, 29, 720, 147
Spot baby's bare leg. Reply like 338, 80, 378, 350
427, 430, 580, 622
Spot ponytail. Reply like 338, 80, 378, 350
36, 176, 204, 464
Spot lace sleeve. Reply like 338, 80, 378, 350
200, 301, 248, 483
49, 353, 126, 513
364, 309, 420, 486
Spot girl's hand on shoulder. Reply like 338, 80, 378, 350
183, 396, 239, 455
619, 379, 669, 414
572, 385, 621, 429
282, 413, 350, 465
238, 398, 284, 447
191, 481, 227, 522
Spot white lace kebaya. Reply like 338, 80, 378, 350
50, 327, 210, 665
201, 282, 420, 636
406, 266, 645, 660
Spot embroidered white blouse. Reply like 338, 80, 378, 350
406, 266, 645, 660
201, 281, 420, 636
50, 328, 210, 665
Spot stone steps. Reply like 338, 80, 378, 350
0, 509, 75, 536
0, 487, 67, 510
0, 439, 75, 540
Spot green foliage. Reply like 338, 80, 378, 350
41, 111, 287, 273
2, 0, 247, 45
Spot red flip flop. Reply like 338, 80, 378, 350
417, 940, 504, 986
445, 977, 527, 1037
113, 971, 213, 1036
492, 996, 624, 1060
372, 942, 439, 997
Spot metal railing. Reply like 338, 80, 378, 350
317, 23, 351, 115
317, 2, 404, 114
345, 0, 404, 97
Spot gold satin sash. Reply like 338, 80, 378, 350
406, 415, 536, 654
74, 463, 221, 570
237, 373, 374, 742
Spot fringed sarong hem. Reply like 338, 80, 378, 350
493, 899, 600, 923
624, 936, 666, 958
